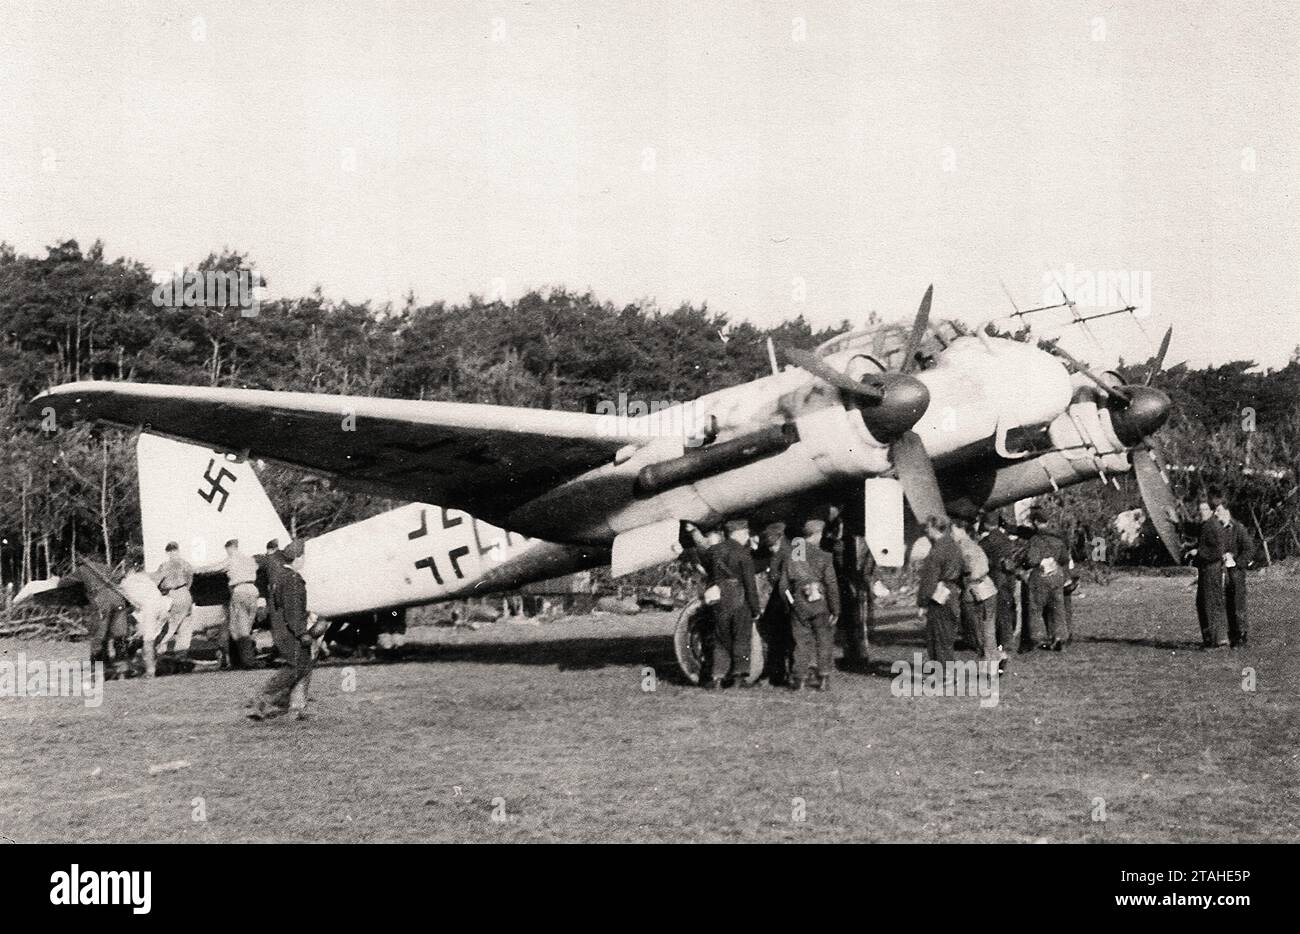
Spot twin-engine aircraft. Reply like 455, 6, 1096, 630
27, 286, 1181, 661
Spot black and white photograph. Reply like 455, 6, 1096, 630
0, 0, 1296, 883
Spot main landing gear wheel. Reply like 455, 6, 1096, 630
673, 599, 765, 685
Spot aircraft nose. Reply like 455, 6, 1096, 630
1110, 386, 1172, 445
860, 372, 931, 441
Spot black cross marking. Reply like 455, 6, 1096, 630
198, 460, 237, 513
441, 507, 462, 529
408, 509, 428, 540
447, 545, 470, 579
415, 555, 443, 584
471, 518, 497, 558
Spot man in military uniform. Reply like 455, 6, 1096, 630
261, 543, 291, 655
1192, 496, 1228, 648
1215, 501, 1254, 648
197, 538, 261, 669
784, 519, 840, 691
687, 519, 761, 689
151, 541, 194, 659
1021, 510, 1071, 651
823, 505, 873, 667
978, 510, 1025, 670
916, 515, 963, 672
118, 557, 172, 678
250, 541, 315, 720
953, 518, 997, 665
757, 521, 794, 686
67, 560, 131, 679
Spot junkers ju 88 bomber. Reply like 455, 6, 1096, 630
29, 285, 1179, 679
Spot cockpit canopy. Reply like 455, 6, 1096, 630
815, 319, 969, 372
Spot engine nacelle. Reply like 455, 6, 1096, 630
507, 399, 893, 544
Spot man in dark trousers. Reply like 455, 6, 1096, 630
1191, 496, 1228, 648
68, 559, 131, 679
1022, 509, 1071, 651
823, 505, 873, 667
917, 515, 963, 674
979, 510, 1025, 670
1215, 501, 1255, 647
687, 519, 761, 689
758, 521, 794, 686
261, 543, 290, 648
249, 541, 315, 720
785, 518, 840, 692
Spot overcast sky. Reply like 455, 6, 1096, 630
2, 1, 1297, 370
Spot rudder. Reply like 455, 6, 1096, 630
137, 432, 290, 568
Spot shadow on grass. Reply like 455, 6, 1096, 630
321, 633, 694, 679
835, 656, 912, 678
317, 630, 923, 686
1075, 634, 1205, 651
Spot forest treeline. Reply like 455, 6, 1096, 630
2, 239, 1296, 587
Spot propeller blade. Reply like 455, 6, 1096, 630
778, 344, 885, 404
890, 430, 947, 524
1145, 326, 1172, 386
898, 285, 934, 375
861, 477, 906, 568
1131, 446, 1183, 564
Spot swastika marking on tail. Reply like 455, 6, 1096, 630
198, 460, 237, 512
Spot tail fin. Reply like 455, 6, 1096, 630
137, 432, 289, 568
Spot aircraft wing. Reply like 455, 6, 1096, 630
33, 382, 627, 522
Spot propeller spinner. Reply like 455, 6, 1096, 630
1047, 326, 1181, 562
779, 285, 948, 566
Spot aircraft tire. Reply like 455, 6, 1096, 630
673, 599, 765, 685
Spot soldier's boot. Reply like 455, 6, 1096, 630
141, 641, 157, 678
219, 634, 235, 669
789, 678, 804, 692
816, 672, 830, 692
289, 680, 309, 720
110, 638, 132, 678
236, 637, 259, 669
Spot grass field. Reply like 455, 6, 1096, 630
1, 573, 1296, 842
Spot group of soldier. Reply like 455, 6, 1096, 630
915, 509, 1074, 679
685, 503, 1116, 691
78, 537, 320, 720
689, 491, 1258, 691
686, 516, 845, 691
1181, 491, 1253, 648
66, 546, 195, 682
73, 493, 1255, 709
